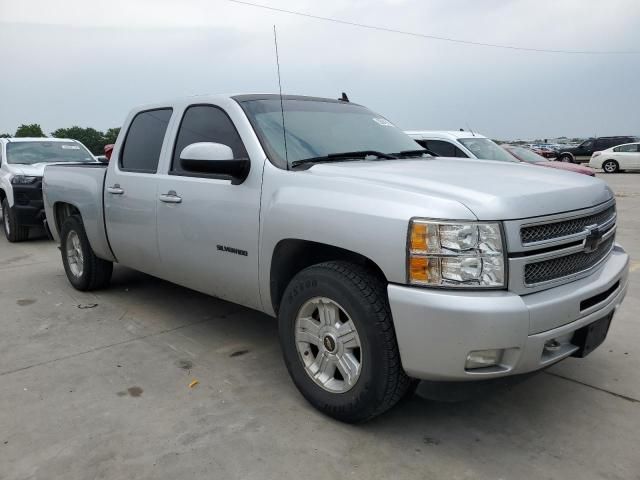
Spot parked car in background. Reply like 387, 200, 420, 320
503, 145, 595, 176
529, 145, 557, 159
405, 130, 517, 162
557, 136, 639, 164
43, 94, 628, 422
589, 142, 640, 173
104, 144, 114, 161
0, 137, 96, 242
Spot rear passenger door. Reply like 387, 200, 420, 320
104, 108, 173, 275
155, 103, 263, 309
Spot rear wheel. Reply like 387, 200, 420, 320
1, 198, 29, 242
60, 215, 113, 291
278, 261, 411, 423
602, 159, 619, 173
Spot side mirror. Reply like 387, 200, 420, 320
179, 142, 250, 184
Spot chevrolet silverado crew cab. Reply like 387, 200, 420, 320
0, 137, 96, 242
42, 94, 629, 423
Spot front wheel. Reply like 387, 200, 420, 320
278, 261, 412, 423
2, 198, 29, 242
559, 154, 573, 163
60, 215, 113, 291
602, 159, 619, 173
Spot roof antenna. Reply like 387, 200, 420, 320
339, 92, 350, 102
466, 123, 476, 136
273, 25, 289, 169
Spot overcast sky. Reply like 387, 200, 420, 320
1, 0, 638, 140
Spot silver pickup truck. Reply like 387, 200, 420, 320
43, 94, 629, 422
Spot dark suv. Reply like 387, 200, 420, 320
558, 136, 639, 163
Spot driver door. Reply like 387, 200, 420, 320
155, 103, 263, 310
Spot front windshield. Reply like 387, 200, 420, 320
240, 99, 421, 167
509, 146, 547, 163
458, 138, 518, 162
7, 141, 95, 165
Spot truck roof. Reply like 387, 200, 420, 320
405, 130, 488, 140
130, 93, 362, 112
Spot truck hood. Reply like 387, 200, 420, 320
10, 162, 97, 177
307, 158, 613, 220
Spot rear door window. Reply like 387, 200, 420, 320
171, 105, 248, 175
120, 108, 172, 173
614, 144, 639, 152
421, 139, 468, 157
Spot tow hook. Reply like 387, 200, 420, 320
544, 339, 562, 352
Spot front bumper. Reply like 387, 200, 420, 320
388, 245, 629, 381
11, 181, 45, 226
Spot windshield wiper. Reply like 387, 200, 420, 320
291, 150, 398, 169
393, 149, 438, 158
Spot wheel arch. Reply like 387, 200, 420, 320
50, 201, 116, 262
269, 239, 388, 315
53, 202, 82, 237
560, 152, 575, 162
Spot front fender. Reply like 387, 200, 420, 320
258, 163, 476, 314
0, 176, 15, 207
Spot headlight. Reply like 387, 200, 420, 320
11, 175, 40, 185
408, 220, 506, 288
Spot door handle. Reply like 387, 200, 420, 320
107, 184, 124, 195
159, 191, 182, 204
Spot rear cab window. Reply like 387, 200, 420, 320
120, 108, 173, 173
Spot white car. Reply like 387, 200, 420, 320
0, 137, 96, 242
589, 143, 640, 173
405, 130, 516, 163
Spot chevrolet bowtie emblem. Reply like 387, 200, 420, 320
584, 225, 603, 253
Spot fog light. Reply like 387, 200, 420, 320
465, 349, 503, 369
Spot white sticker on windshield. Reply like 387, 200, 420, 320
373, 117, 394, 127
61, 145, 81, 150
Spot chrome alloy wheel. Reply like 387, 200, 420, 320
66, 230, 84, 277
295, 297, 362, 393
603, 161, 617, 173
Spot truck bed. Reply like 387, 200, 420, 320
43, 163, 115, 262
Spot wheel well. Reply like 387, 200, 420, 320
54, 202, 81, 235
269, 239, 387, 315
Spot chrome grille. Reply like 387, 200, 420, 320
524, 236, 615, 285
520, 205, 615, 245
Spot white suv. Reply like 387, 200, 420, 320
0, 137, 96, 242
406, 130, 516, 163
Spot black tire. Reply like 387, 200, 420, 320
602, 159, 619, 174
559, 154, 573, 163
60, 215, 113, 291
278, 261, 412, 423
2, 198, 29, 242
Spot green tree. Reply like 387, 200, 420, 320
103, 127, 120, 145
0, 133, 11, 138
15, 124, 46, 137
51, 126, 105, 155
